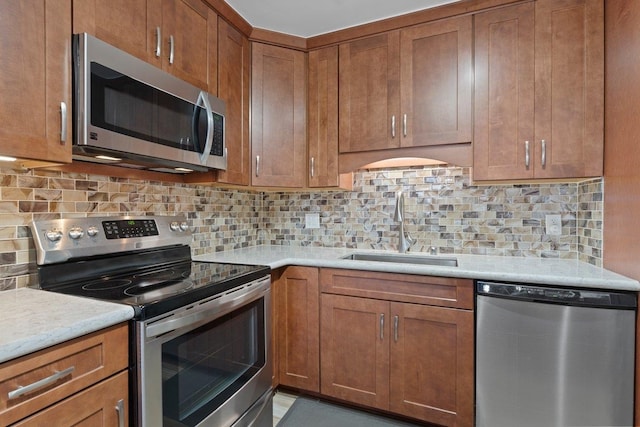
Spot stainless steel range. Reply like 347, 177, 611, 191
30, 215, 273, 427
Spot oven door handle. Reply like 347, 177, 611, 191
145, 278, 270, 339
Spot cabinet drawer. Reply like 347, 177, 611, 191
0, 323, 128, 426
320, 269, 473, 309
12, 371, 128, 426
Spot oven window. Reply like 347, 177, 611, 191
161, 299, 265, 426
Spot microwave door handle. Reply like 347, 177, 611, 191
196, 91, 214, 165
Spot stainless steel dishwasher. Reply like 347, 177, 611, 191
476, 281, 636, 427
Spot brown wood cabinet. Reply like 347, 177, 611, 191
338, 16, 472, 155
399, 16, 473, 148
308, 47, 340, 188
274, 266, 320, 392
339, 32, 400, 154
601, 1, 640, 419
320, 269, 474, 427
473, 0, 604, 181
320, 294, 390, 409
0, 324, 129, 426
216, 18, 251, 186
389, 301, 473, 426
13, 372, 128, 427
0, 0, 72, 165
74, 0, 218, 93
251, 43, 306, 187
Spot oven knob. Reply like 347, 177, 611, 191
179, 221, 189, 231
68, 226, 85, 240
170, 221, 180, 231
87, 226, 99, 237
45, 229, 63, 242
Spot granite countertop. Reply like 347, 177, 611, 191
194, 245, 640, 291
0, 288, 134, 364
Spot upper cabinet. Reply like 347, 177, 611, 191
216, 19, 251, 186
0, 0, 72, 164
339, 16, 472, 154
308, 47, 340, 188
251, 43, 306, 188
339, 32, 400, 153
74, 0, 218, 93
399, 17, 473, 148
473, 0, 604, 181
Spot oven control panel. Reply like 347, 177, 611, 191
30, 215, 192, 265
103, 219, 159, 239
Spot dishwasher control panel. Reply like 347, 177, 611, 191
477, 281, 637, 308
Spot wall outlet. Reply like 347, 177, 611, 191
305, 213, 320, 229
545, 214, 562, 235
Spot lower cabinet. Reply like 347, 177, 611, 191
319, 269, 474, 427
273, 266, 474, 426
274, 266, 320, 392
320, 294, 390, 409
0, 323, 129, 426
12, 371, 128, 426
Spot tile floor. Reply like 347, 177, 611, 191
272, 390, 297, 426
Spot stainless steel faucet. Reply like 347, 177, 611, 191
394, 190, 415, 253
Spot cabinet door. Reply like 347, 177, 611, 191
400, 16, 473, 147
12, 371, 128, 427
73, 0, 158, 65
389, 302, 474, 427
320, 294, 389, 410
473, 2, 535, 180
533, 0, 603, 179
0, 0, 71, 164
162, 0, 216, 92
308, 47, 339, 188
216, 19, 251, 185
251, 43, 306, 187
276, 267, 320, 391
339, 32, 400, 153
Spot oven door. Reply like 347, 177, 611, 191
137, 276, 272, 427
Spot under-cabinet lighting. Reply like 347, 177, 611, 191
174, 167, 193, 173
95, 155, 122, 161
0, 155, 17, 162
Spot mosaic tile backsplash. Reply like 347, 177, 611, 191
0, 165, 603, 290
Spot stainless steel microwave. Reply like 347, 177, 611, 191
73, 33, 226, 173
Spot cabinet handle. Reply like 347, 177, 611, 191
403, 114, 407, 137
155, 27, 161, 57
541, 139, 547, 167
380, 313, 385, 340
8, 366, 75, 400
391, 115, 396, 138
310, 157, 315, 178
525, 140, 530, 168
393, 315, 399, 342
115, 399, 125, 427
168, 34, 175, 64
256, 155, 260, 177
60, 101, 67, 143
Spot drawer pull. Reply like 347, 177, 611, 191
8, 366, 75, 400
115, 399, 125, 427
393, 315, 399, 342
391, 115, 396, 138
403, 113, 407, 137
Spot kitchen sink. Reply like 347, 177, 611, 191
341, 253, 458, 267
